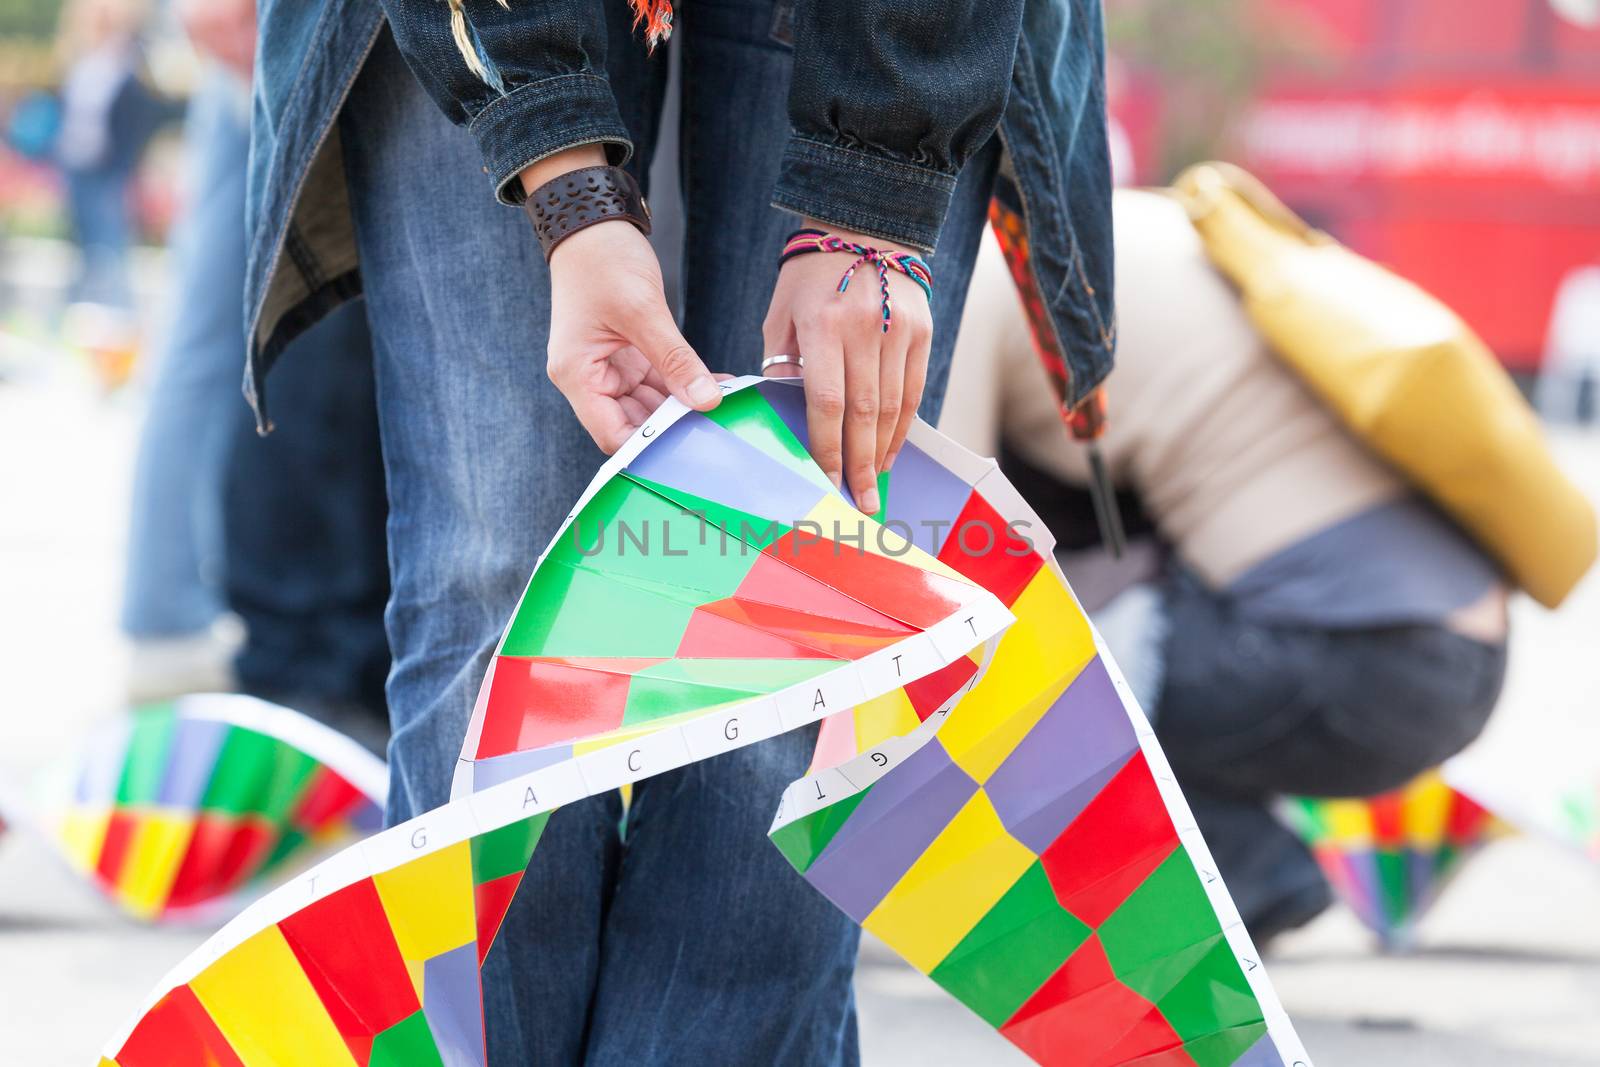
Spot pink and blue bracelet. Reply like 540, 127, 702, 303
780, 228, 933, 333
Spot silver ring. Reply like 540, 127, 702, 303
762, 353, 804, 372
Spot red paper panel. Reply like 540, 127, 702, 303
279, 878, 420, 1059
676, 606, 838, 660
1002, 935, 1189, 1067
733, 552, 920, 634
760, 532, 975, 631
289, 769, 367, 832
474, 873, 523, 966
1040, 753, 1181, 928
476, 658, 650, 759
904, 655, 981, 721
95, 810, 137, 885
112, 984, 246, 1067
165, 815, 277, 909
936, 491, 1044, 608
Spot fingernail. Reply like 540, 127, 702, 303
687, 377, 720, 407
826, 469, 842, 489
884, 449, 899, 471
860, 486, 880, 514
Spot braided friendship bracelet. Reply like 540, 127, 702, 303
781, 228, 933, 333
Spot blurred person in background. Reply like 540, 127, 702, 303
943, 188, 1511, 944
122, 0, 389, 749
52, 0, 163, 313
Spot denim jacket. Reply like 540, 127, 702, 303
245, 0, 1114, 427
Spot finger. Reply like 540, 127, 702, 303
797, 324, 845, 489
875, 331, 906, 472
569, 393, 640, 454
762, 315, 800, 378
764, 355, 804, 380
627, 381, 669, 413
555, 356, 641, 454
842, 329, 881, 515
617, 394, 652, 428
623, 296, 720, 411
888, 326, 929, 471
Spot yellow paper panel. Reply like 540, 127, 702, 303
1401, 773, 1452, 849
863, 792, 1035, 972
191, 926, 358, 1067
406, 957, 426, 1003
939, 571, 1095, 782
58, 807, 112, 874
116, 812, 196, 918
1324, 800, 1374, 845
853, 691, 920, 752
372, 840, 475, 964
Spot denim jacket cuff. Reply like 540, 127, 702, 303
770, 136, 957, 253
469, 73, 634, 206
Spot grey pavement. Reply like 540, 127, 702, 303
2, 345, 1599, 1065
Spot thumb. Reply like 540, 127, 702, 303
623, 299, 721, 411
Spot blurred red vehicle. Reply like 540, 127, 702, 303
1117, 0, 1600, 376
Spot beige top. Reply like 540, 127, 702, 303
940, 189, 1408, 587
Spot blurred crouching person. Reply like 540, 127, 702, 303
943, 188, 1513, 943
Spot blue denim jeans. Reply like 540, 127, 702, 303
1150, 568, 1506, 936
123, 79, 255, 638
125, 76, 389, 734
337, 8, 998, 1062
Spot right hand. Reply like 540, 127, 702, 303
546, 219, 721, 452
532, 147, 721, 453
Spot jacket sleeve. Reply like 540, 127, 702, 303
380, 0, 632, 204
772, 0, 1026, 253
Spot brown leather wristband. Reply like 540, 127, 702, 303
523, 164, 652, 259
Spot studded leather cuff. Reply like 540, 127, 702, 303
522, 164, 652, 259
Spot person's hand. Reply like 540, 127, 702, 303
547, 219, 721, 451
529, 147, 719, 452
178, 0, 256, 80
762, 221, 932, 514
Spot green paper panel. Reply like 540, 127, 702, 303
1279, 797, 1327, 841
471, 812, 551, 885
1151, 938, 1265, 1053
257, 745, 322, 824
259, 828, 308, 873
500, 563, 701, 659
621, 657, 838, 728
543, 476, 755, 599
116, 705, 179, 805
621, 659, 841, 727
1176, 1022, 1271, 1067
368, 1010, 446, 1067
703, 387, 834, 492
930, 863, 1092, 1027
633, 657, 837, 691
626, 474, 792, 551
200, 729, 287, 817
771, 788, 872, 874
871, 469, 889, 523
1377, 850, 1409, 928
1097, 847, 1229, 1003
624, 676, 771, 727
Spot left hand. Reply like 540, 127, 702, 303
761, 221, 932, 515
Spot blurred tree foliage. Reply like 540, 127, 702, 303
0, 0, 63, 41
1107, 0, 1326, 180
